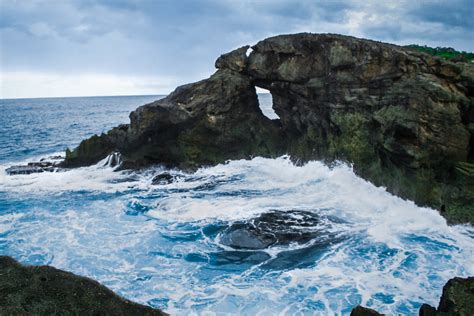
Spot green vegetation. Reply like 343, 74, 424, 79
405, 44, 474, 62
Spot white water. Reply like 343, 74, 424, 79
1, 155, 473, 315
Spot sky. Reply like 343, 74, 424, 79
1, 0, 473, 99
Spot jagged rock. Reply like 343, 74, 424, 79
6, 157, 63, 175
350, 305, 383, 316
0, 256, 166, 315
215, 45, 250, 72
6, 165, 45, 175
63, 33, 474, 224
419, 304, 438, 316
103, 151, 122, 168
63, 69, 284, 170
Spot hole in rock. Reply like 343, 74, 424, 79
246, 47, 253, 57
256, 87, 280, 120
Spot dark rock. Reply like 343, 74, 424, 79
419, 304, 438, 316
151, 172, 185, 185
63, 33, 474, 224
103, 151, 122, 168
6, 165, 45, 175
352, 277, 474, 316
220, 224, 276, 249
151, 172, 175, 185
436, 277, 474, 315
215, 45, 250, 72
350, 305, 383, 316
0, 256, 166, 315
6, 156, 63, 175
219, 210, 327, 250
40, 155, 63, 162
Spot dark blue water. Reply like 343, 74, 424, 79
1, 95, 473, 315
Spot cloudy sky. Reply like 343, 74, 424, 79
1, 0, 473, 98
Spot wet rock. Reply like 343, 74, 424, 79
351, 277, 474, 316
419, 304, 438, 316
6, 157, 63, 175
220, 223, 276, 249
64, 33, 474, 224
219, 210, 327, 250
350, 305, 383, 316
40, 155, 63, 162
103, 151, 122, 168
0, 256, 166, 315
420, 277, 474, 316
151, 172, 176, 185
6, 165, 45, 175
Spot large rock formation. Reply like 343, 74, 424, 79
0, 256, 165, 315
63, 33, 474, 224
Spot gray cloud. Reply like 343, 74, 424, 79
1, 0, 473, 98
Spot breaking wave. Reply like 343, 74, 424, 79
1, 155, 473, 315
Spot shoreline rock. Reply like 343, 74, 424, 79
60, 33, 474, 224
0, 256, 166, 315
353, 276, 474, 315
6, 156, 64, 175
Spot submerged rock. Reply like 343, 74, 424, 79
63, 33, 474, 224
219, 210, 329, 250
0, 256, 166, 315
151, 172, 177, 185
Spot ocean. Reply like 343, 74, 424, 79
1, 95, 473, 315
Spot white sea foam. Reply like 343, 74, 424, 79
1, 154, 473, 315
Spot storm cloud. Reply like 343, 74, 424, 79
1, 0, 472, 98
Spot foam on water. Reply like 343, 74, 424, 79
1, 155, 473, 315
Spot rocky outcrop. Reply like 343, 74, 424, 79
352, 277, 474, 315
419, 277, 474, 316
63, 33, 474, 224
64, 69, 284, 169
0, 256, 165, 315
6, 156, 63, 175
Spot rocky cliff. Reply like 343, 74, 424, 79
63, 33, 474, 224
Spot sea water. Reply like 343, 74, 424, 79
0, 95, 473, 315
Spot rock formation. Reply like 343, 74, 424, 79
62, 33, 474, 224
419, 277, 474, 316
0, 256, 166, 315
